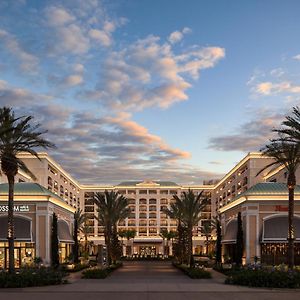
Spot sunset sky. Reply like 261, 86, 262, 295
1, 0, 300, 184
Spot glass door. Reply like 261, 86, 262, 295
5, 248, 21, 269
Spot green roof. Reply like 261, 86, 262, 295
0, 182, 64, 202
233, 182, 300, 201
117, 181, 178, 187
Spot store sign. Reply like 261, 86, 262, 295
0, 205, 30, 212
275, 205, 288, 212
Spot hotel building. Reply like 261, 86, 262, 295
0, 151, 299, 265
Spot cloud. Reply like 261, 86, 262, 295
293, 54, 300, 61
45, 6, 75, 27
208, 111, 283, 152
168, 27, 191, 44
81, 35, 224, 111
0, 80, 52, 106
89, 29, 112, 47
72, 63, 84, 73
0, 29, 39, 72
254, 81, 300, 96
63, 74, 83, 86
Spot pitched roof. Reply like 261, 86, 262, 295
116, 181, 178, 187
0, 182, 64, 202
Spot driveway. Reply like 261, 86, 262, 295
1, 261, 300, 300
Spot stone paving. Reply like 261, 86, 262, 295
1, 261, 300, 300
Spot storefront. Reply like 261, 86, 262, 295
0, 182, 75, 268
219, 182, 300, 264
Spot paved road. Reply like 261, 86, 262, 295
1, 261, 300, 299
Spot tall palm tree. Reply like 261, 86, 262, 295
200, 223, 213, 256
0, 107, 54, 273
258, 140, 300, 269
160, 229, 177, 256
80, 220, 91, 256
73, 209, 88, 263
211, 215, 222, 265
118, 229, 136, 256
275, 106, 300, 143
94, 190, 130, 265
164, 190, 208, 266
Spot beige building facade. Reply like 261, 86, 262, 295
0, 183, 75, 268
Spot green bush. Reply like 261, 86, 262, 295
225, 269, 300, 288
0, 268, 67, 288
82, 262, 123, 279
61, 263, 90, 273
82, 268, 109, 279
173, 263, 212, 279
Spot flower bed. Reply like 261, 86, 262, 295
82, 262, 123, 279
0, 268, 67, 288
173, 263, 211, 279
225, 269, 300, 288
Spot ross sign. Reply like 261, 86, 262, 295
275, 205, 289, 212
0, 205, 30, 212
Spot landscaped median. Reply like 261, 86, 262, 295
173, 263, 212, 279
0, 268, 67, 288
225, 268, 300, 288
82, 262, 123, 279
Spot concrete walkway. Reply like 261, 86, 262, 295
1, 261, 300, 299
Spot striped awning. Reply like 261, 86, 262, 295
222, 219, 237, 244
58, 220, 74, 243
0, 216, 32, 241
262, 216, 300, 242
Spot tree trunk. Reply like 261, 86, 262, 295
7, 175, 15, 273
188, 227, 193, 267
206, 236, 209, 256
287, 173, 296, 269
73, 219, 79, 263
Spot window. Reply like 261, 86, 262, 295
139, 199, 147, 205
149, 190, 157, 194
160, 190, 168, 195
149, 199, 157, 204
149, 205, 157, 211
139, 190, 147, 194
139, 220, 147, 226
160, 199, 168, 204
139, 206, 147, 212
170, 190, 177, 195
118, 190, 126, 194
139, 213, 147, 219
128, 198, 136, 205
128, 190, 136, 195
149, 213, 156, 219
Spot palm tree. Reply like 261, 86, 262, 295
118, 229, 136, 256
94, 190, 130, 265
199, 223, 213, 256
73, 209, 88, 263
211, 215, 222, 266
80, 220, 91, 257
275, 106, 300, 143
258, 140, 300, 269
0, 107, 54, 273
160, 229, 177, 256
164, 190, 208, 266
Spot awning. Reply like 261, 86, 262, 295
0, 216, 32, 241
262, 216, 300, 242
222, 219, 237, 244
58, 220, 74, 244
133, 237, 163, 243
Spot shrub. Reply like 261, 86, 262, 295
173, 263, 212, 279
82, 262, 123, 279
0, 268, 67, 288
61, 263, 90, 273
82, 268, 109, 279
225, 269, 300, 288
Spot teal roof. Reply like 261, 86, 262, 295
0, 182, 64, 202
233, 183, 300, 202
117, 181, 178, 187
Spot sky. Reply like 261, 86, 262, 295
1, 0, 300, 185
